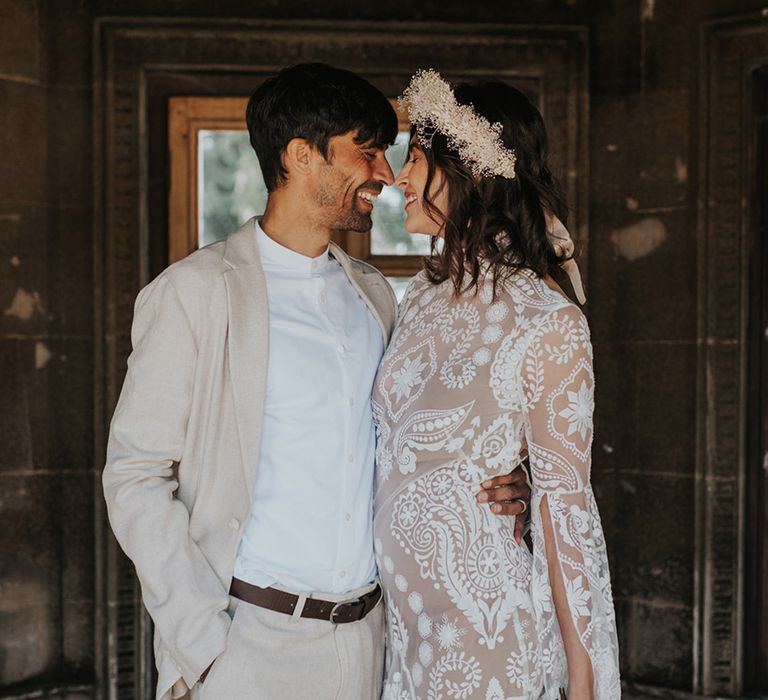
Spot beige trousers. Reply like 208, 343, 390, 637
189, 583, 385, 700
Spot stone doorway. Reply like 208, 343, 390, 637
744, 64, 768, 695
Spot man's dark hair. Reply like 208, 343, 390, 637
246, 63, 398, 191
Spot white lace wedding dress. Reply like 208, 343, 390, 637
372, 269, 620, 700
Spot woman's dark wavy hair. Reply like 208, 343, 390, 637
247, 63, 398, 191
418, 81, 570, 297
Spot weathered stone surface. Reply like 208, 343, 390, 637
42, 339, 94, 471
0, 0, 42, 82
592, 339, 631, 470
0, 340, 35, 470
589, 206, 696, 343
0, 205, 50, 336
626, 340, 697, 474
2, 0, 767, 695
610, 472, 695, 606
46, 88, 93, 208
0, 81, 47, 205
45, 206, 93, 336
613, 213, 695, 342
0, 204, 92, 337
616, 598, 694, 690
0, 338, 92, 471
43, 2, 92, 89
0, 474, 61, 685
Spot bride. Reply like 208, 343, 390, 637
372, 71, 620, 700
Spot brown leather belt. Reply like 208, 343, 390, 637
229, 577, 382, 624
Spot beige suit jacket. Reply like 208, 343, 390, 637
103, 218, 398, 700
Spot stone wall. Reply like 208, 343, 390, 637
0, 1, 94, 697
0, 0, 765, 697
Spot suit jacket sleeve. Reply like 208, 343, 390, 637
102, 274, 231, 689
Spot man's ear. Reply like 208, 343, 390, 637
283, 138, 315, 179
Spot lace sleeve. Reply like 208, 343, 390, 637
519, 305, 620, 700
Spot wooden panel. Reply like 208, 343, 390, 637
167, 96, 248, 263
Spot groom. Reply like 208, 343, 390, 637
103, 63, 530, 700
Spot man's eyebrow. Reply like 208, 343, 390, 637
357, 140, 382, 150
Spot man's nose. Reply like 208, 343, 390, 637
374, 153, 395, 186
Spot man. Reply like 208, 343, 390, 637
103, 63, 530, 700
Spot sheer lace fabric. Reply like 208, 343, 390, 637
372, 269, 620, 699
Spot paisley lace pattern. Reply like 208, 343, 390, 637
373, 270, 620, 699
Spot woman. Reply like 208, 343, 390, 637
372, 71, 619, 700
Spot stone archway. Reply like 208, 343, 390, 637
92, 18, 588, 697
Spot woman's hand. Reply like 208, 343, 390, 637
475, 462, 531, 543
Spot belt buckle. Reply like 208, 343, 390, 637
330, 596, 365, 624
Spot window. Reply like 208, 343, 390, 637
168, 96, 427, 299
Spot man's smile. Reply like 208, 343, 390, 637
356, 187, 383, 211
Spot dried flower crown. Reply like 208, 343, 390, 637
399, 69, 586, 303
398, 69, 517, 180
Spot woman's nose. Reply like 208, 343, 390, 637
395, 166, 408, 190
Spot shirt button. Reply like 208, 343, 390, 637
338, 344, 347, 354
339, 570, 346, 578
228, 518, 240, 530
348, 455, 354, 463
319, 293, 327, 304
345, 513, 352, 521
348, 397, 355, 407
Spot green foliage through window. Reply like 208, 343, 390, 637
198, 129, 430, 257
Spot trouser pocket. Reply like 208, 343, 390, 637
197, 602, 240, 699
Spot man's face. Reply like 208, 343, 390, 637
310, 131, 395, 233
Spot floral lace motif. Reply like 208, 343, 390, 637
373, 271, 620, 700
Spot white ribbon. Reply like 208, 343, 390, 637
545, 213, 586, 304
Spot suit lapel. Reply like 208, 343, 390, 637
223, 219, 269, 496
329, 242, 394, 345
220, 221, 395, 496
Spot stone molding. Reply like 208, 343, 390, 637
93, 16, 588, 697
696, 11, 768, 697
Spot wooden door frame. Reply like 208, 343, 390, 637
167, 96, 250, 263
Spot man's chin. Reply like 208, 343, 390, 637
347, 221, 373, 234
337, 210, 373, 233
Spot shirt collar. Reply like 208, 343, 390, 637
254, 218, 332, 274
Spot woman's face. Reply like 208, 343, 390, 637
395, 142, 449, 237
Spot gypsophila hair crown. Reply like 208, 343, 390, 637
398, 69, 517, 180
